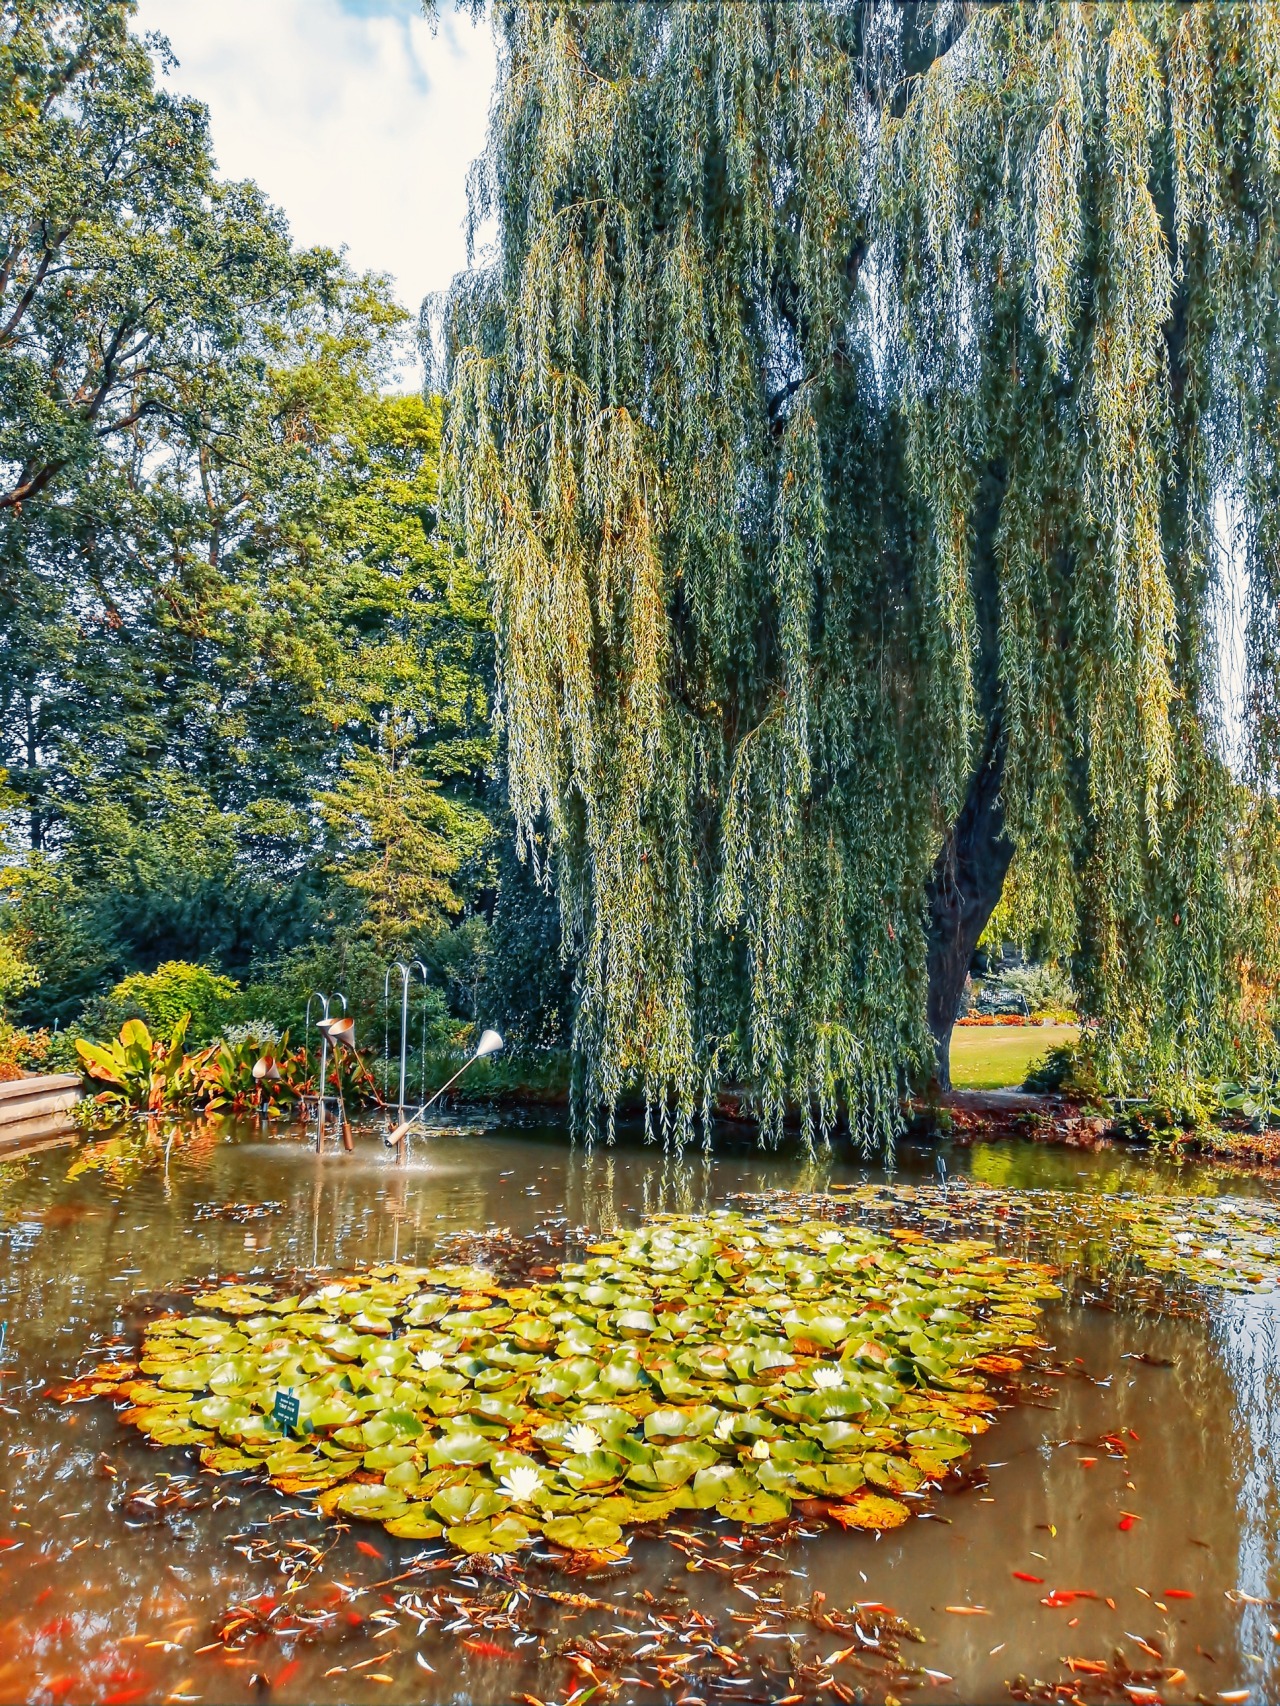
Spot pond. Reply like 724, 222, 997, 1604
1, 1116, 1278, 1706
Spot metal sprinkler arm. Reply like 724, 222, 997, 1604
419, 1058, 472, 1115
421, 1030, 503, 1112
389, 1031, 503, 1152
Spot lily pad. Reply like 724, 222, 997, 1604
99, 1204, 1065, 1560
716, 1489, 791, 1525
542, 1513, 625, 1551
830, 1490, 911, 1530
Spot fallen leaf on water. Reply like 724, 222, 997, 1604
463, 1639, 516, 1660
1124, 1633, 1164, 1660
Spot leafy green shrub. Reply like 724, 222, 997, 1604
95, 961, 241, 1044
1022, 1040, 1104, 1105
976, 962, 1075, 1020
0, 930, 40, 1016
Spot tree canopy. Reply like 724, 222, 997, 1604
445, 1, 1280, 1146
0, 0, 536, 1051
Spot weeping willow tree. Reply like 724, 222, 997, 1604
443, 1, 1280, 1148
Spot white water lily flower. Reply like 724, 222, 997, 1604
811, 1366, 845, 1390
816, 1230, 842, 1246
1203, 1249, 1227, 1262
498, 1466, 543, 1503
714, 1412, 736, 1441
564, 1423, 602, 1455
750, 1439, 772, 1461
415, 1349, 445, 1371
1173, 1231, 1195, 1244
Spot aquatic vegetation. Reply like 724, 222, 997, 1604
194, 1031, 304, 1114
83, 1211, 1059, 1556
76, 1016, 196, 1114
731, 1183, 1280, 1296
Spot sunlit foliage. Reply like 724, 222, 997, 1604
444, 2, 1280, 1142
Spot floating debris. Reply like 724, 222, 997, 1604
193, 1202, 285, 1223
76, 1210, 1059, 1558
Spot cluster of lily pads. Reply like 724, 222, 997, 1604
91, 1211, 1059, 1557
771, 1183, 1280, 1296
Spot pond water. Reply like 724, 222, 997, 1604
1, 1116, 1278, 1706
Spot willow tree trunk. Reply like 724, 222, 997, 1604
924, 712, 1014, 1091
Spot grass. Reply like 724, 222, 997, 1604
949, 1024, 1079, 1092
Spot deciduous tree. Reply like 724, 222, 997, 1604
445, 1, 1280, 1142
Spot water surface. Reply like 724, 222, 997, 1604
1, 1118, 1277, 1705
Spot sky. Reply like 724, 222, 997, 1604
132, 0, 498, 381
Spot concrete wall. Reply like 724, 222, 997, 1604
0, 1074, 82, 1153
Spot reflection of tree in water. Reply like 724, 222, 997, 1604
574, 1147, 841, 1225
1218, 1296, 1280, 1695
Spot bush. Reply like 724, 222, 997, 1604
0, 931, 40, 1015
88, 961, 241, 1044
1022, 1040, 1105, 1104
974, 961, 1075, 1020
0, 1024, 50, 1082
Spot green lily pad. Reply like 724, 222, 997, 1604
542, 1513, 625, 1552
448, 1514, 536, 1555
717, 1489, 791, 1525
432, 1484, 507, 1525
863, 1452, 925, 1492
426, 1430, 497, 1467
336, 1483, 410, 1522
795, 1462, 867, 1496
383, 1507, 445, 1540
559, 1449, 628, 1489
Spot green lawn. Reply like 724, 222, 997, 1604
948, 1023, 1078, 1091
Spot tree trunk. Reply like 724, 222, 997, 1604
925, 710, 1014, 1090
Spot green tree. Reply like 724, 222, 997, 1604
445, 2, 1280, 1143
0, 3, 503, 1029
320, 714, 490, 954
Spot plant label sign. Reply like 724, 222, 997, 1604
273, 1388, 300, 1432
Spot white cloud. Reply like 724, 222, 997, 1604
133, 0, 496, 379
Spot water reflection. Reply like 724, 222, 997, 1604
1218, 1294, 1280, 1697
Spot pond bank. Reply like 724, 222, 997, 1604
934, 1087, 1280, 1171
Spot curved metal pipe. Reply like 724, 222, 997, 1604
382, 961, 430, 1125
304, 991, 347, 1152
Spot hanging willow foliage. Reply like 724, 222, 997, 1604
442, 1, 1280, 1148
